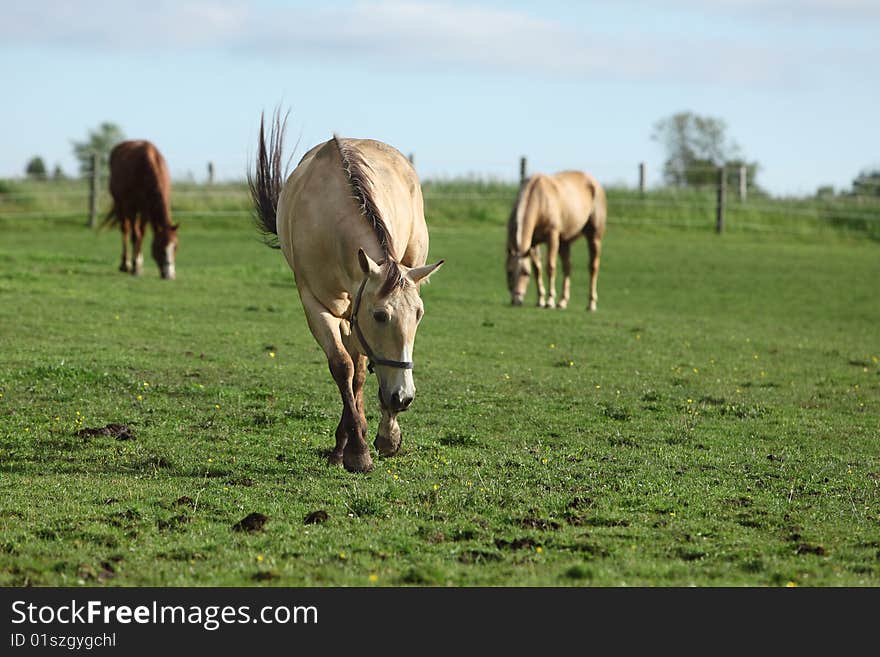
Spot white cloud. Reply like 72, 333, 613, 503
0, 0, 870, 87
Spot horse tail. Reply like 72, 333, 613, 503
586, 175, 607, 239
97, 204, 118, 231
248, 109, 289, 249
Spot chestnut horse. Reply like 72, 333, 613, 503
103, 140, 179, 279
506, 171, 606, 310
249, 113, 444, 473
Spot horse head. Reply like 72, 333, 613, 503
506, 247, 530, 305
354, 248, 443, 413
152, 223, 180, 280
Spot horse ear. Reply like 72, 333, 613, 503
357, 248, 381, 277
172, 223, 180, 231
407, 259, 444, 284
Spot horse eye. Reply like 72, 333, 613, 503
416, 308, 423, 322
373, 310, 390, 323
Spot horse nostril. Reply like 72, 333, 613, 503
390, 392, 413, 410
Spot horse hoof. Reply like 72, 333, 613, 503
327, 449, 344, 466
557, 300, 568, 310
374, 434, 401, 457
587, 303, 597, 312
343, 451, 374, 473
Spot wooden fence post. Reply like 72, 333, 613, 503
207, 161, 215, 185
716, 165, 726, 234
520, 156, 527, 185
738, 165, 747, 201
639, 162, 646, 195
88, 152, 98, 228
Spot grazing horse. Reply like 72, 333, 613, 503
249, 113, 444, 473
506, 171, 606, 310
103, 140, 179, 279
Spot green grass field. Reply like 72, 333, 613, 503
1, 185, 878, 586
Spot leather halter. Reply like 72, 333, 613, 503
349, 277, 414, 374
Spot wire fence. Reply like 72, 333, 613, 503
2, 173, 879, 240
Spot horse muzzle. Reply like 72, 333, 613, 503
381, 388, 414, 413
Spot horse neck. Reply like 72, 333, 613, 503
513, 180, 540, 253
148, 193, 172, 230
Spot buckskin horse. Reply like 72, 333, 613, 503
506, 171, 607, 310
103, 140, 179, 279
249, 112, 444, 473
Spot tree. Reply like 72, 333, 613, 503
651, 111, 759, 189
52, 164, 66, 180
25, 156, 47, 180
852, 168, 880, 196
71, 122, 125, 175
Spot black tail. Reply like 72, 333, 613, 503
247, 109, 289, 249
98, 205, 118, 231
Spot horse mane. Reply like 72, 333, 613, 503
508, 176, 539, 251
332, 135, 394, 261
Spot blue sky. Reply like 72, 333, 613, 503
2, 0, 878, 195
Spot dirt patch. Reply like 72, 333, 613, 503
252, 570, 280, 582
227, 477, 254, 487
567, 496, 594, 510
519, 517, 561, 531
173, 496, 195, 508
303, 510, 328, 525
495, 537, 536, 550
581, 516, 630, 528
77, 561, 115, 583
796, 543, 826, 556
76, 423, 134, 440
233, 512, 269, 533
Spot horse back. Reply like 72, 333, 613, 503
108, 140, 171, 212
552, 170, 606, 240
278, 137, 427, 317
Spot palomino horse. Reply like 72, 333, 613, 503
506, 171, 606, 310
103, 140, 179, 279
249, 113, 444, 473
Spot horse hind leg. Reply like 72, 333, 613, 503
585, 224, 602, 312
544, 231, 560, 308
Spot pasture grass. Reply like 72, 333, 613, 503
0, 196, 878, 587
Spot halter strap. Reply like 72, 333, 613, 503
350, 277, 414, 374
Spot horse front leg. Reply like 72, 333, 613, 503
529, 246, 547, 308
375, 407, 401, 457
301, 290, 372, 472
557, 240, 572, 309
544, 231, 560, 308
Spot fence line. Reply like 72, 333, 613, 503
3, 154, 879, 236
